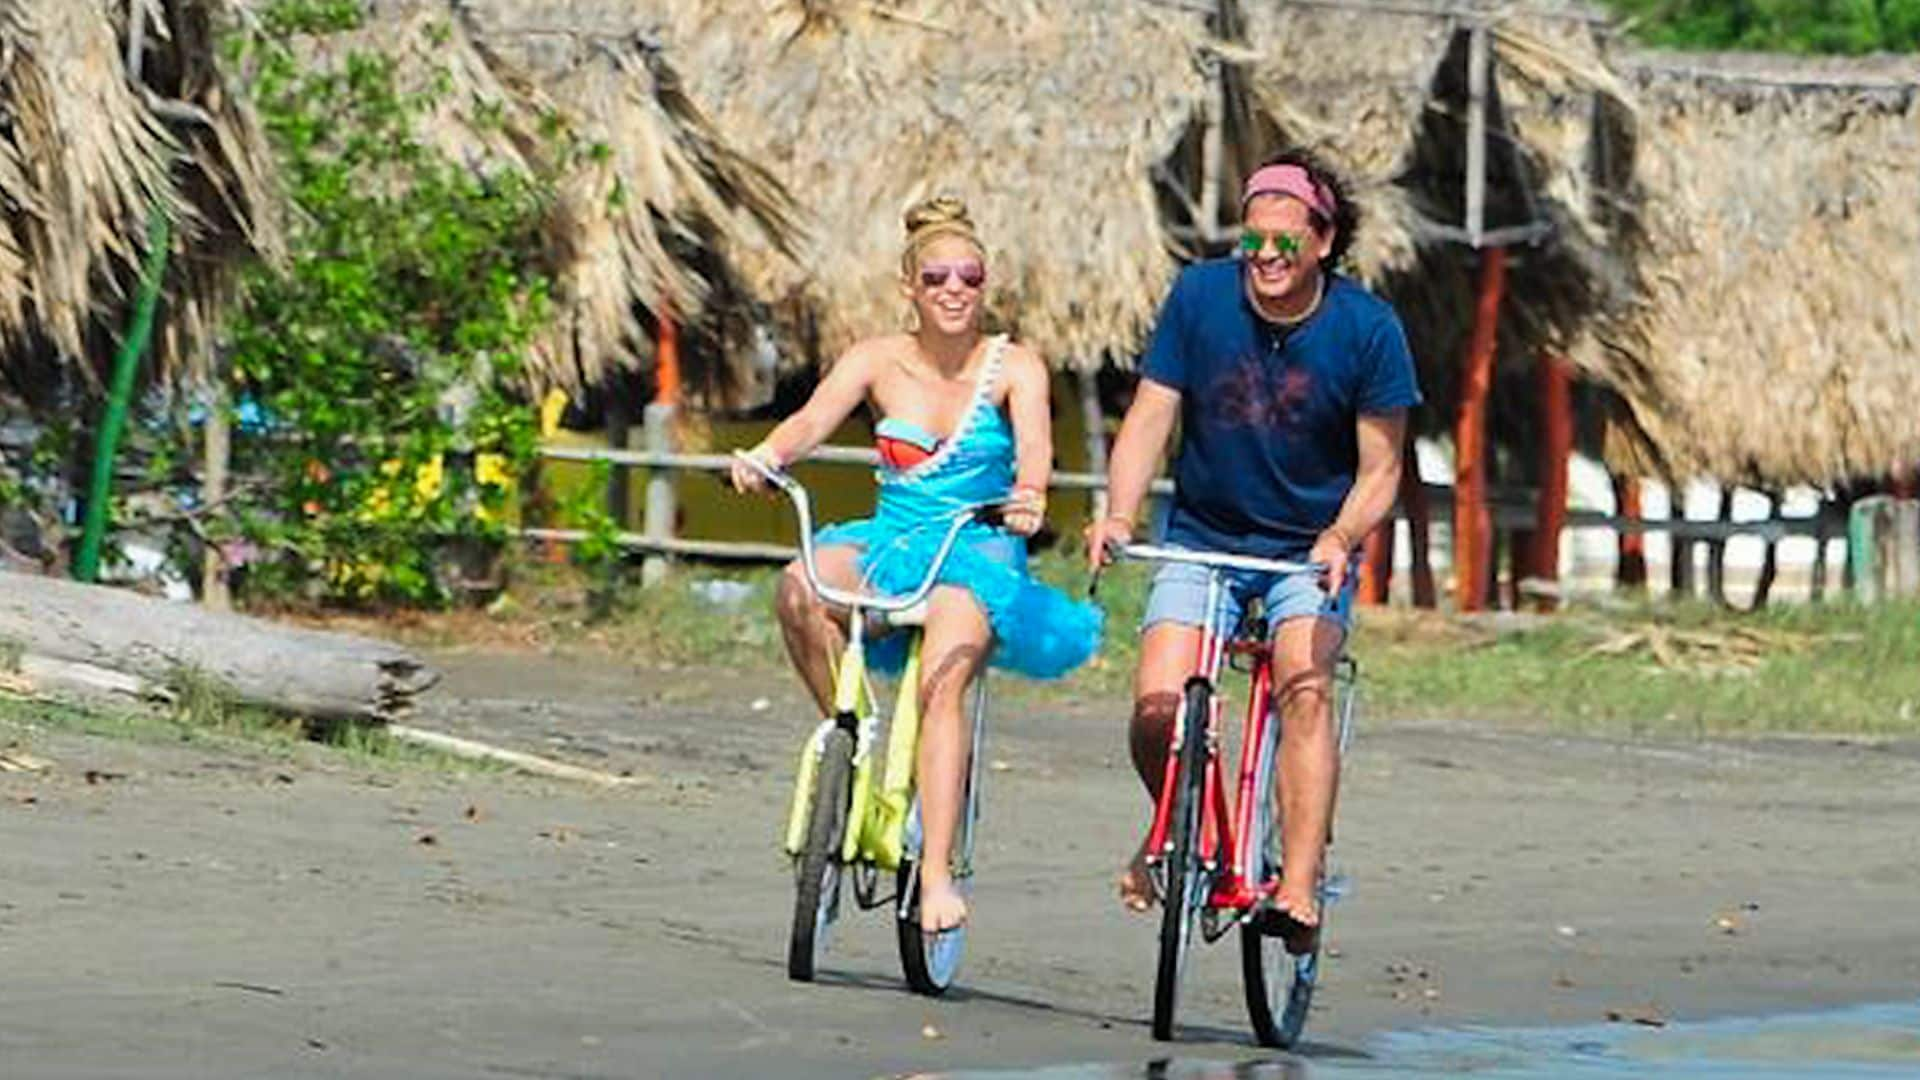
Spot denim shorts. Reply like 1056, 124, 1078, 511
1140, 551, 1354, 640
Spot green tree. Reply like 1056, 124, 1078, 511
1607, 0, 1920, 53
221, 1, 551, 605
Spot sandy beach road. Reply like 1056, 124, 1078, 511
3, 649, 1917, 1078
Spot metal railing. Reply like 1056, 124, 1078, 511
521, 443, 1843, 566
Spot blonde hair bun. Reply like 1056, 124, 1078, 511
901, 194, 984, 275
904, 194, 973, 237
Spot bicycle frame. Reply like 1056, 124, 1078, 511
1125, 545, 1353, 922
741, 452, 994, 876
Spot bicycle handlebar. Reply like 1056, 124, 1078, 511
732, 450, 998, 615
1087, 542, 1326, 598
1114, 544, 1322, 577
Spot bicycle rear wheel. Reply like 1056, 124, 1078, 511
788, 726, 854, 982
1152, 680, 1212, 1041
895, 858, 968, 995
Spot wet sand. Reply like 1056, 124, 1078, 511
3, 648, 1919, 1078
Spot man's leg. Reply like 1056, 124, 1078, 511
1119, 621, 1204, 911
1269, 614, 1345, 931
773, 546, 862, 714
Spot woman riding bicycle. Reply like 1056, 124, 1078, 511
729, 195, 1102, 933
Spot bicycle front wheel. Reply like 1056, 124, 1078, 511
1152, 680, 1212, 1041
895, 858, 968, 995
1242, 911, 1320, 1048
788, 726, 854, 982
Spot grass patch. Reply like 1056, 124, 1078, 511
289, 550, 1920, 739
0, 668, 500, 775
1357, 597, 1920, 736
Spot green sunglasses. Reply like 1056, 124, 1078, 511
1239, 229, 1305, 258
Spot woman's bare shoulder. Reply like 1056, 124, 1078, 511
832, 334, 911, 377
1000, 339, 1051, 388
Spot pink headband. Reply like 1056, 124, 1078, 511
1241, 164, 1336, 220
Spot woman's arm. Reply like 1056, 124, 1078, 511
1002, 345, 1053, 536
731, 344, 881, 492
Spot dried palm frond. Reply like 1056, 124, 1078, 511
1593, 50, 1920, 487
0, 0, 181, 383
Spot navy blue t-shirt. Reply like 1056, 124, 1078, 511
1141, 259, 1421, 559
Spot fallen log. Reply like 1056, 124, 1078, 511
0, 570, 437, 722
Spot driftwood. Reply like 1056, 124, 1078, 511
0, 571, 437, 721
387, 725, 638, 787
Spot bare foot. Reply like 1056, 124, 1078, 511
1118, 843, 1156, 913
1272, 879, 1321, 955
919, 878, 969, 934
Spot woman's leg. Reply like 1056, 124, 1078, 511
773, 545, 863, 715
913, 584, 992, 932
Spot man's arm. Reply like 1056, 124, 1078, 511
1087, 378, 1181, 567
1311, 408, 1407, 592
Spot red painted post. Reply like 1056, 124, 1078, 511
1358, 522, 1394, 605
1530, 354, 1573, 611
1453, 247, 1505, 612
1613, 474, 1647, 591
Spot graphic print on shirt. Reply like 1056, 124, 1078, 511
1204, 352, 1314, 434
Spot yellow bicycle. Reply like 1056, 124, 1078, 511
736, 452, 1000, 995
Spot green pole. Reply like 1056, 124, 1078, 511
73, 208, 172, 583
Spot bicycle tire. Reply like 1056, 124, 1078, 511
895, 859, 968, 995
787, 726, 854, 982
1152, 680, 1213, 1041
1241, 902, 1320, 1047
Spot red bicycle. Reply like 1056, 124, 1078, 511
1104, 544, 1357, 1047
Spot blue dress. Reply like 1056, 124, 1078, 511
814, 336, 1103, 678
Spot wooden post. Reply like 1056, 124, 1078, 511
641, 315, 682, 588
1810, 500, 1830, 604
1358, 523, 1394, 605
1670, 486, 1696, 600
1706, 485, 1732, 607
604, 387, 632, 529
201, 381, 232, 611
1078, 367, 1109, 521
1749, 492, 1779, 611
1198, 53, 1224, 247
1528, 355, 1572, 611
1465, 24, 1490, 246
1612, 474, 1647, 592
1401, 445, 1436, 608
1453, 246, 1505, 612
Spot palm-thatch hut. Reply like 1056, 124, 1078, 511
470, 0, 1217, 378
1230, 0, 1637, 606
1595, 49, 1920, 491
0, 0, 280, 401
230, 0, 804, 401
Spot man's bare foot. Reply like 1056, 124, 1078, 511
1118, 844, 1156, 913
1272, 879, 1321, 954
919, 878, 969, 933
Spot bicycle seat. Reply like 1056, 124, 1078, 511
883, 601, 930, 628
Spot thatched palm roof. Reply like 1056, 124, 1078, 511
236, 0, 802, 396
470, 0, 1218, 374
0, 0, 276, 393
1591, 50, 1920, 488
1239, 1, 1638, 444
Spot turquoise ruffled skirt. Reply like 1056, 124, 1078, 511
816, 513, 1102, 679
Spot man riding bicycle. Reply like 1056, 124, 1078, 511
1086, 149, 1421, 939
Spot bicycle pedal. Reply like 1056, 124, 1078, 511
1250, 907, 1307, 937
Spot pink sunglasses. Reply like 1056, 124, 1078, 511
919, 260, 986, 290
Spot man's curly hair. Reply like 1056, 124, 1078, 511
1251, 147, 1361, 272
